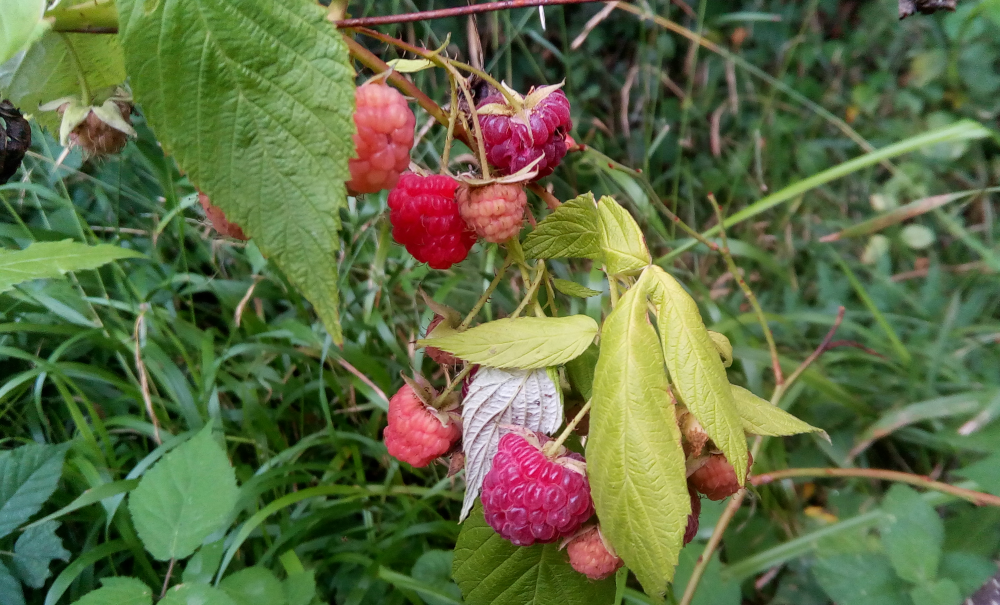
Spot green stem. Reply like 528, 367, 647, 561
460, 256, 512, 330
542, 400, 591, 457
440, 77, 459, 173
59, 34, 92, 105
511, 262, 546, 319
432, 364, 474, 409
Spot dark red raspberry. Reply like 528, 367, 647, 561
460, 365, 480, 400
477, 88, 571, 180
383, 384, 460, 467
425, 315, 460, 366
684, 485, 701, 545
348, 83, 415, 194
387, 173, 477, 269
689, 452, 753, 501
199, 192, 248, 241
481, 433, 593, 546
456, 183, 527, 243
566, 526, 622, 580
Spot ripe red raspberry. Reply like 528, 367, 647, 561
689, 452, 754, 501
456, 183, 527, 243
481, 433, 593, 546
383, 384, 460, 467
348, 83, 415, 194
387, 173, 476, 269
425, 315, 460, 366
566, 526, 622, 580
478, 89, 571, 180
199, 192, 248, 241
684, 485, 701, 545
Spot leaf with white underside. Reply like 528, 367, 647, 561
552, 279, 601, 298
522, 193, 601, 260
647, 266, 749, 484
419, 316, 598, 370
730, 385, 828, 440
116, 0, 355, 342
68, 578, 152, 605
0, 241, 143, 294
597, 196, 650, 275
11, 521, 69, 588
460, 368, 561, 521
588, 273, 689, 597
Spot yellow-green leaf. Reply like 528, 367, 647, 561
731, 385, 828, 440
418, 316, 598, 370
647, 266, 748, 484
552, 278, 601, 298
597, 196, 650, 276
588, 275, 689, 597
707, 331, 734, 367
522, 193, 601, 260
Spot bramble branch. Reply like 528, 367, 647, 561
334, 0, 612, 28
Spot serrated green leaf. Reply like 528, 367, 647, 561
116, 0, 355, 343
0, 32, 125, 133
0, 562, 24, 605
0, 442, 69, 540
182, 540, 225, 585
552, 278, 602, 298
707, 331, 733, 367
68, 577, 152, 605
419, 315, 598, 369
128, 426, 238, 561
411, 550, 462, 605
596, 196, 650, 275
0, 241, 143, 294
730, 385, 827, 440
565, 343, 599, 400
522, 193, 601, 260
588, 275, 689, 597
880, 484, 944, 584
160, 584, 238, 605
11, 521, 69, 588
282, 571, 316, 605
452, 505, 615, 605
647, 267, 748, 484
0, 0, 46, 66
219, 567, 286, 605
812, 553, 911, 605
910, 579, 960, 605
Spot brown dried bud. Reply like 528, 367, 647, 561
0, 101, 31, 185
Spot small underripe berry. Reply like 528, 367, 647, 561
198, 192, 248, 241
424, 315, 460, 366
383, 384, 461, 468
688, 452, 754, 501
566, 526, 623, 580
456, 183, 527, 243
348, 82, 415, 194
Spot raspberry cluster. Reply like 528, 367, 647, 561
383, 384, 460, 468
688, 452, 753, 501
566, 526, 623, 580
199, 192, 248, 241
456, 183, 527, 243
481, 433, 594, 546
388, 174, 477, 269
348, 83, 415, 194
478, 89, 571, 180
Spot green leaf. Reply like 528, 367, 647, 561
0, 32, 126, 133
128, 425, 239, 561
282, 571, 316, 605
880, 484, 944, 584
730, 385, 827, 439
588, 274, 689, 597
0, 562, 25, 605
182, 540, 225, 585
596, 196, 650, 275
11, 521, 69, 588
565, 343, 599, 400
909, 579, 961, 605
706, 331, 733, 367
0, 241, 143, 295
0, 0, 46, 65
0, 442, 69, 539
522, 193, 602, 260
647, 266, 748, 484
116, 0, 355, 342
219, 567, 286, 605
673, 544, 741, 605
954, 453, 1000, 496
419, 315, 598, 369
939, 552, 997, 597
160, 584, 238, 605
452, 505, 615, 605
552, 278, 602, 298
812, 553, 911, 605
68, 578, 152, 605
410, 550, 462, 605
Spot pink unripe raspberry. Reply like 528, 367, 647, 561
566, 526, 623, 580
456, 183, 527, 243
689, 452, 753, 501
383, 384, 460, 467
387, 173, 477, 269
481, 433, 594, 546
348, 83, 415, 194
478, 89, 571, 180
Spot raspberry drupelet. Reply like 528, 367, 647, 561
348, 83, 415, 194
387, 173, 477, 269
566, 526, 623, 580
477, 89, 571, 180
383, 384, 460, 468
456, 183, 527, 243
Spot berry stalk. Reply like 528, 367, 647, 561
542, 399, 591, 458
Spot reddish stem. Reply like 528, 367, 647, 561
335, 0, 610, 28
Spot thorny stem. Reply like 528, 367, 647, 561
543, 400, 592, 457
461, 256, 514, 330
751, 468, 1000, 508
709, 194, 782, 386
335, 0, 610, 28
432, 363, 475, 409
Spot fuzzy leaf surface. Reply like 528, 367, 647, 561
588, 275, 689, 597
596, 196, 650, 275
459, 368, 561, 520
552, 279, 602, 298
648, 267, 748, 483
707, 331, 733, 367
452, 505, 614, 605
730, 385, 827, 439
116, 0, 355, 342
522, 193, 601, 260
69, 578, 152, 605
128, 426, 238, 561
0, 241, 143, 294
419, 316, 598, 370
11, 521, 69, 588
0, 443, 68, 540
